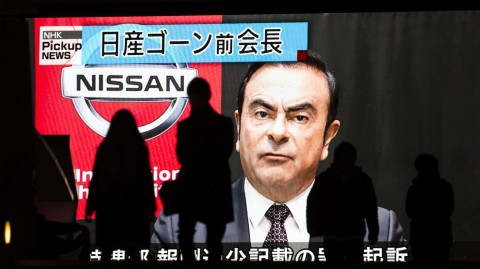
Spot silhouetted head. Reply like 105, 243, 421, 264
333, 141, 357, 169
415, 153, 439, 178
187, 77, 211, 112
105, 109, 144, 145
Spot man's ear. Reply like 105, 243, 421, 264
234, 110, 240, 152
321, 120, 340, 160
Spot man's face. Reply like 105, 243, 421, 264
235, 64, 340, 203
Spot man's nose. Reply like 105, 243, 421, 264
267, 115, 289, 143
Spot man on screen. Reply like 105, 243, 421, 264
151, 50, 405, 258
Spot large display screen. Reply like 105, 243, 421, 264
33, 11, 480, 262
34, 16, 308, 220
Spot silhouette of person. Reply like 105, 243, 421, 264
86, 109, 156, 261
307, 141, 379, 263
406, 153, 454, 262
176, 77, 234, 262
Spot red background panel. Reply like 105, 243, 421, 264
34, 16, 223, 219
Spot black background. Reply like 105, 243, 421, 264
2, 0, 480, 262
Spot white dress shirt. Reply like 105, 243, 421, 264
244, 178, 314, 254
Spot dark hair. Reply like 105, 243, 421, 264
333, 141, 357, 163
415, 154, 439, 177
104, 109, 144, 146
237, 50, 338, 130
187, 77, 211, 100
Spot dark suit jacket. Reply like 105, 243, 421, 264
151, 177, 406, 248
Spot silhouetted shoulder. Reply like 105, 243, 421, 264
220, 114, 234, 126
440, 178, 453, 188
313, 167, 334, 182
177, 117, 191, 127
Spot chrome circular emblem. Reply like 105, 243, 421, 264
62, 64, 196, 140
61, 24, 197, 140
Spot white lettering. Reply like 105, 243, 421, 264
78, 184, 89, 199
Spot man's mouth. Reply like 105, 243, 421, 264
260, 152, 293, 161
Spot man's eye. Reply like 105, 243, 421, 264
294, 115, 308, 122
255, 111, 268, 118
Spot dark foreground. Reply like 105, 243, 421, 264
8, 260, 480, 269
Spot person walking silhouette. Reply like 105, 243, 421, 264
175, 77, 234, 262
86, 109, 156, 261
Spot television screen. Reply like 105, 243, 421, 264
31, 11, 480, 263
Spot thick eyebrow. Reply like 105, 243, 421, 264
248, 98, 275, 111
286, 102, 317, 114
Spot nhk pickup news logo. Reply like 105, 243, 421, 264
40, 26, 83, 65
61, 64, 197, 140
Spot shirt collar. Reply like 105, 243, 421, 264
244, 177, 315, 232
